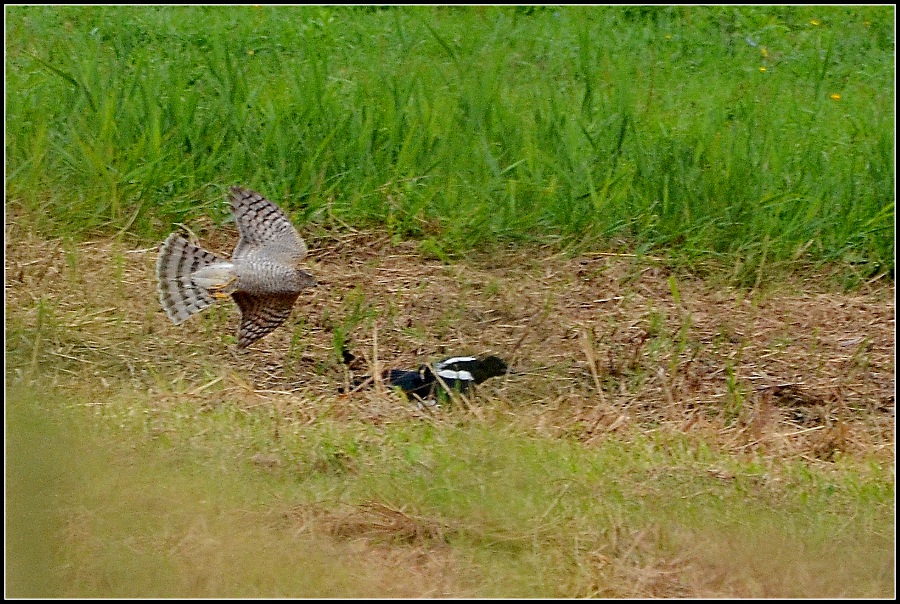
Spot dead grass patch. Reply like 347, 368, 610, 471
285, 500, 452, 545
5, 218, 894, 465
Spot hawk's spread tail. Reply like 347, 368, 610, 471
156, 233, 229, 324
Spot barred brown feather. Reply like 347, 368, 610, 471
232, 291, 301, 348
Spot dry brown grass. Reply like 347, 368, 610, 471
6, 218, 894, 464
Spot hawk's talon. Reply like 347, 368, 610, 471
208, 275, 238, 300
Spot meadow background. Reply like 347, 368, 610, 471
5, 5, 895, 598
6, 4, 894, 282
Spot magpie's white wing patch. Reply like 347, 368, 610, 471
437, 369, 474, 381
436, 356, 478, 369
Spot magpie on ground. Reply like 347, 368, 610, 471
345, 355, 509, 402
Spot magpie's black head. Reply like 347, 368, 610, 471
471, 355, 509, 383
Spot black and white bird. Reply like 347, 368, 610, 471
348, 355, 509, 403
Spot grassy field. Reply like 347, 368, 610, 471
6, 381, 894, 598
4, 5, 896, 599
5, 5, 894, 282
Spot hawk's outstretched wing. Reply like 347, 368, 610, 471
232, 291, 301, 348
229, 186, 308, 263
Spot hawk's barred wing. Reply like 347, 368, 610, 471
232, 291, 301, 348
228, 186, 308, 263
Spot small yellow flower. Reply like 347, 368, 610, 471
761, 47, 769, 58
829, 93, 841, 101
248, 49, 255, 55
759, 66, 767, 72
810, 19, 821, 26
665, 34, 673, 40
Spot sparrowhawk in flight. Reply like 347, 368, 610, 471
156, 186, 316, 348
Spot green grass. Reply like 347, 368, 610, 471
5, 5, 894, 281
6, 381, 894, 598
